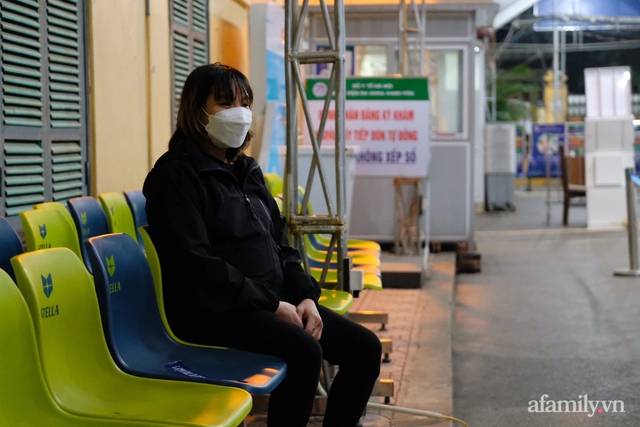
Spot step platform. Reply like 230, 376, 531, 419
380, 255, 423, 289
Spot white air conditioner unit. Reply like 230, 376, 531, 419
485, 123, 516, 174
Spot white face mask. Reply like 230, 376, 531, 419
201, 107, 252, 149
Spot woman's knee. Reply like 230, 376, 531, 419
285, 333, 323, 373
351, 327, 383, 373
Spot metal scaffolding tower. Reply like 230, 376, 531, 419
398, 0, 426, 76
284, 0, 349, 289
396, 0, 427, 256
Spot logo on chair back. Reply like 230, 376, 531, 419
110, 206, 114, 216
106, 255, 121, 294
81, 212, 87, 225
41, 274, 53, 298
37, 224, 51, 249
40, 273, 59, 319
106, 255, 116, 277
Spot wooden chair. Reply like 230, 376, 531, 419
559, 145, 586, 226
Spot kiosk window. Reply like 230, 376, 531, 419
424, 50, 464, 137
355, 45, 388, 76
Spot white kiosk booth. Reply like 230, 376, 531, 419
306, 0, 498, 246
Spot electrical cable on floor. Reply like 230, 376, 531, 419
317, 383, 469, 427
366, 402, 469, 427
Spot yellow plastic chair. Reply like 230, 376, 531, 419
317, 289, 353, 315
263, 173, 283, 197
296, 188, 381, 255
98, 192, 139, 244
34, 201, 77, 234
11, 248, 252, 427
0, 269, 177, 427
311, 268, 383, 291
139, 226, 352, 320
263, 173, 381, 255
20, 209, 82, 260
262, 180, 381, 291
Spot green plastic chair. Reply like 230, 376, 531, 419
263, 173, 283, 197
99, 192, 139, 244
265, 185, 381, 291
262, 173, 381, 255
139, 226, 352, 319
318, 289, 353, 315
34, 201, 77, 234
295, 187, 381, 256
0, 269, 174, 427
20, 209, 82, 260
11, 248, 252, 427
310, 268, 383, 291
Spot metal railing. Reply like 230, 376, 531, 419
614, 167, 640, 277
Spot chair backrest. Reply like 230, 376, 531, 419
0, 268, 65, 423
123, 189, 147, 227
99, 192, 138, 243
84, 233, 170, 369
10, 248, 120, 404
274, 196, 283, 213
559, 145, 569, 193
67, 197, 111, 273
138, 226, 180, 340
0, 216, 24, 281
34, 201, 76, 233
263, 173, 283, 197
68, 197, 111, 241
20, 209, 82, 260
123, 189, 147, 248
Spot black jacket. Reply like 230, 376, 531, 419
143, 139, 320, 338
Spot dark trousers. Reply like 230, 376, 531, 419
204, 305, 382, 427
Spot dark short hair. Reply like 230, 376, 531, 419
169, 63, 254, 161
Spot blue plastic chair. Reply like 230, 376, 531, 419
123, 190, 147, 249
0, 217, 23, 282
68, 197, 110, 274
84, 233, 287, 395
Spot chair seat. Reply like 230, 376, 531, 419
568, 184, 586, 193
318, 289, 353, 315
315, 234, 381, 252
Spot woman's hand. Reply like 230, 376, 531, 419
296, 299, 323, 340
275, 301, 303, 327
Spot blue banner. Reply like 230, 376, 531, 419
528, 124, 564, 178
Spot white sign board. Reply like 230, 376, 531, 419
304, 77, 431, 177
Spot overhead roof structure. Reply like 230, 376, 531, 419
494, 0, 640, 30
493, 0, 538, 29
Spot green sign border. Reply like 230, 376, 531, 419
306, 77, 429, 101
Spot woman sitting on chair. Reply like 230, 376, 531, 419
143, 63, 381, 427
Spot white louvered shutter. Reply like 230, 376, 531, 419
1, 0, 89, 217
